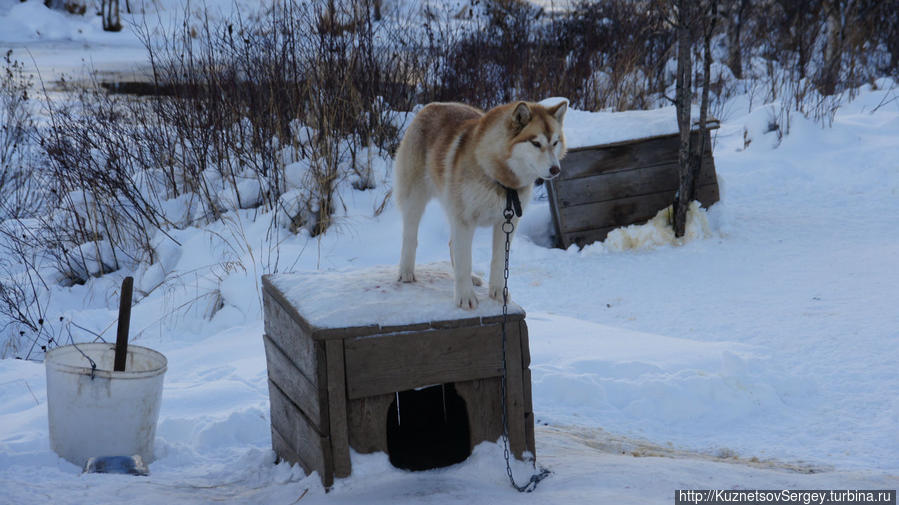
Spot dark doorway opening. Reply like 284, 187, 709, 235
386, 383, 471, 471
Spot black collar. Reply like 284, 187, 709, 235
499, 183, 522, 218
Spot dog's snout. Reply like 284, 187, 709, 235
549, 165, 561, 176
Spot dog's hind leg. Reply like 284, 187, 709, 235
398, 189, 427, 282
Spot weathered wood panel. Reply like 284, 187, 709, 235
271, 425, 310, 473
263, 334, 327, 433
518, 319, 535, 456
554, 158, 717, 208
548, 130, 720, 249
267, 379, 332, 486
501, 323, 527, 459
262, 291, 323, 388
262, 276, 315, 335
262, 273, 539, 479
325, 340, 351, 478
561, 134, 680, 180
346, 393, 394, 454
314, 324, 382, 341
558, 183, 719, 248
559, 182, 720, 233
343, 324, 506, 400
518, 320, 531, 368
455, 378, 503, 450
561, 131, 711, 181
521, 367, 535, 457
481, 312, 526, 325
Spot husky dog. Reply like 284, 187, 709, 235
394, 100, 568, 309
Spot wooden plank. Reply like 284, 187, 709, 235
346, 394, 394, 454
696, 180, 720, 208
521, 367, 536, 458
263, 276, 381, 341
262, 290, 324, 387
561, 134, 680, 181
263, 334, 327, 433
546, 177, 566, 249
501, 322, 528, 459
559, 182, 719, 248
519, 320, 536, 455
560, 131, 712, 181
344, 325, 505, 400
559, 182, 720, 234
315, 325, 381, 341
481, 312, 526, 325
559, 183, 719, 248
271, 425, 312, 475
325, 340, 351, 479
429, 316, 484, 329
555, 156, 717, 208
262, 276, 316, 335
379, 322, 431, 334
518, 320, 530, 368
267, 379, 332, 486
454, 378, 503, 451
550, 130, 719, 249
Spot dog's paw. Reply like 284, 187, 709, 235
455, 289, 479, 310
398, 270, 416, 283
489, 283, 507, 301
471, 274, 484, 287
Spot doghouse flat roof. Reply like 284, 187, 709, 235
266, 263, 525, 330
540, 97, 718, 150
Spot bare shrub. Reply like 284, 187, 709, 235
420, 0, 673, 112
1, 51, 44, 220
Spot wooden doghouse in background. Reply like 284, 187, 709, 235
261, 265, 535, 488
546, 108, 720, 249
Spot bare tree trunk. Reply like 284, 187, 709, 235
102, 0, 122, 32
692, 1, 718, 200
726, 0, 748, 79
673, 0, 693, 238
820, 0, 845, 95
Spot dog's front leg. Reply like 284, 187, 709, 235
451, 221, 478, 309
488, 219, 515, 301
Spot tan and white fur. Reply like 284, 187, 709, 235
394, 100, 568, 309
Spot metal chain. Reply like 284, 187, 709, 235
499, 193, 551, 493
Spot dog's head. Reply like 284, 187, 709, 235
504, 100, 568, 183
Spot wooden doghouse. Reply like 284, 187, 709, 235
547, 109, 720, 249
261, 264, 535, 488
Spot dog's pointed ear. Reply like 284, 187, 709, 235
512, 102, 532, 128
548, 100, 568, 123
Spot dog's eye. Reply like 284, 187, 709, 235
530, 140, 541, 148
553, 140, 558, 146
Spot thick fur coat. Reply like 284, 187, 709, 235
395, 100, 568, 309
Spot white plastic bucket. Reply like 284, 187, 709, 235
45, 343, 167, 467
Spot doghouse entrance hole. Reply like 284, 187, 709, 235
386, 383, 471, 471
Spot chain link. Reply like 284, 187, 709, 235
499, 192, 550, 493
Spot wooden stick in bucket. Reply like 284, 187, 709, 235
114, 276, 134, 372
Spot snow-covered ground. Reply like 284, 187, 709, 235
2, 1, 898, 503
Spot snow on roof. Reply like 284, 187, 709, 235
540, 97, 713, 149
268, 262, 524, 330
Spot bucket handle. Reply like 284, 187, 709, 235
66, 325, 98, 380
